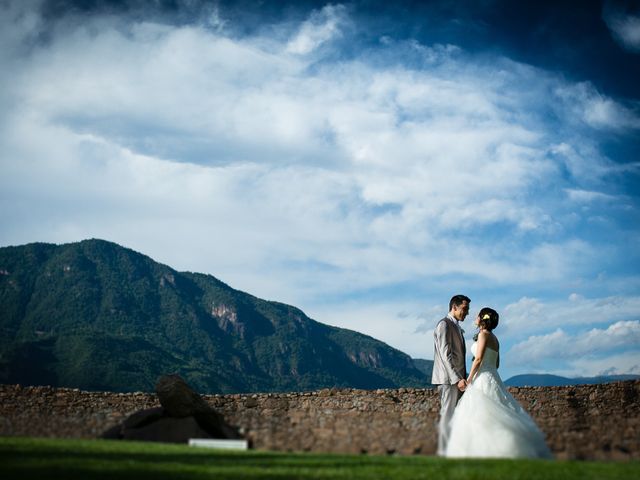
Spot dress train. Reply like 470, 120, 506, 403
445, 344, 552, 458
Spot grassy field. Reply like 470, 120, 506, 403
0, 437, 638, 480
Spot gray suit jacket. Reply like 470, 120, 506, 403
431, 316, 467, 385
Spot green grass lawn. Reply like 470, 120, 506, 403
0, 437, 637, 480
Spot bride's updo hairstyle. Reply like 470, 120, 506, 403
478, 307, 499, 331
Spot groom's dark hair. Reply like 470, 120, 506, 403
449, 294, 471, 311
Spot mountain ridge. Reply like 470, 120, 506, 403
0, 238, 432, 394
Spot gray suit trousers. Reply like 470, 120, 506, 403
437, 384, 462, 456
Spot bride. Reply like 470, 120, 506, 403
445, 307, 552, 458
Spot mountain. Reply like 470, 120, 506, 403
411, 358, 434, 379
505, 373, 640, 387
0, 239, 431, 394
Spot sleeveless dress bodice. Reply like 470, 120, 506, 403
445, 342, 552, 459
471, 342, 499, 370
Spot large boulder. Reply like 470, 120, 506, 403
101, 375, 242, 442
155, 374, 213, 417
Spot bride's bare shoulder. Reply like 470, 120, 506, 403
477, 330, 491, 339
478, 330, 499, 350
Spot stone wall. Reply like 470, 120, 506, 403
1, 381, 638, 460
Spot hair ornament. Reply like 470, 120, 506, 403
482, 314, 491, 321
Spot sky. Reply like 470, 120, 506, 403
1, 0, 639, 380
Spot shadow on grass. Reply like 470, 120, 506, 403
1, 445, 393, 467
0, 440, 434, 480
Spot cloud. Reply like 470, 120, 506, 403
0, 9, 565, 265
286, 4, 348, 55
311, 300, 440, 360
501, 295, 640, 337
0, 2, 639, 382
406, 292, 640, 378
567, 353, 640, 377
565, 189, 617, 203
504, 313, 640, 377
510, 320, 640, 363
0, 2, 631, 298
554, 82, 640, 130
604, 4, 640, 53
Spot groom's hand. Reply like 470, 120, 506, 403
457, 379, 467, 391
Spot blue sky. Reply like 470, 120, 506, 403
1, 0, 639, 380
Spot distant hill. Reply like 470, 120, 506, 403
0, 239, 431, 394
505, 373, 640, 387
411, 358, 434, 379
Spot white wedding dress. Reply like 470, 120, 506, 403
445, 343, 552, 458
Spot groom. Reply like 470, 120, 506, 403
432, 294, 470, 456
